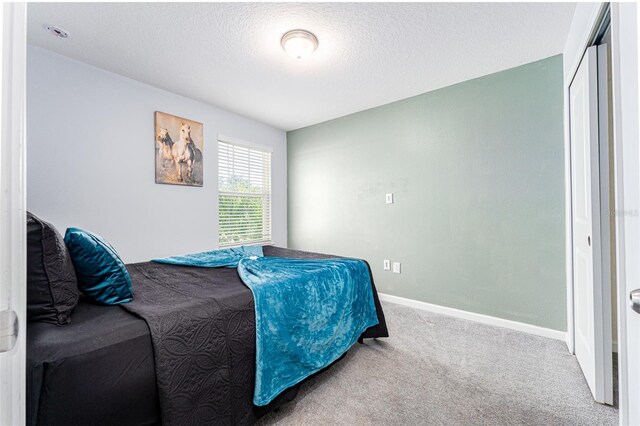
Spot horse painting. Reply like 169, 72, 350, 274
154, 112, 203, 186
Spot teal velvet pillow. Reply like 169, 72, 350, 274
64, 228, 133, 305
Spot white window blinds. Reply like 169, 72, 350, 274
218, 139, 272, 247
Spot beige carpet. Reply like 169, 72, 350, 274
258, 301, 618, 426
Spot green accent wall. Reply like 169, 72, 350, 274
287, 55, 566, 331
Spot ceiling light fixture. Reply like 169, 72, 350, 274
43, 24, 70, 39
281, 29, 318, 59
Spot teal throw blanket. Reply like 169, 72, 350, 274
238, 256, 379, 405
152, 245, 263, 267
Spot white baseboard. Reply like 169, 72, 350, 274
378, 293, 567, 341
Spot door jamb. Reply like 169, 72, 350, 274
0, 2, 27, 425
609, 4, 640, 424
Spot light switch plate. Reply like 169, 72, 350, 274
385, 193, 394, 204
383, 259, 391, 270
392, 262, 401, 274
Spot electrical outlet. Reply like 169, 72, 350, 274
385, 193, 394, 204
392, 262, 401, 274
383, 259, 391, 270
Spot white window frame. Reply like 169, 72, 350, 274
217, 134, 272, 248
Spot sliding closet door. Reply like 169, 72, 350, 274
569, 45, 613, 405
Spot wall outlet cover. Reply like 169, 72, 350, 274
383, 259, 391, 270
393, 262, 401, 274
385, 193, 394, 204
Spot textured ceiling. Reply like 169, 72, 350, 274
27, 2, 576, 130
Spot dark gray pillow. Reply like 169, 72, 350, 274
27, 212, 79, 325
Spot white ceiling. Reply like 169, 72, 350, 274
27, 2, 576, 131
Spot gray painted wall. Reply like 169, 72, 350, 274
27, 46, 287, 263
288, 55, 566, 331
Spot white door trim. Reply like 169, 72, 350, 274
610, 3, 640, 425
0, 3, 27, 426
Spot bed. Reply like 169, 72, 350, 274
27, 245, 388, 426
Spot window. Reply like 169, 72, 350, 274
218, 137, 272, 247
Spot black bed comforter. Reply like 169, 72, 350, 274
27, 246, 388, 425
27, 300, 160, 426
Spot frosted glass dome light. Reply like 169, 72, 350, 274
281, 29, 319, 59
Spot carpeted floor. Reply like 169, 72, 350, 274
259, 301, 618, 426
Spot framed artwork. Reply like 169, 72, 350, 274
155, 111, 203, 186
